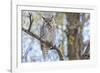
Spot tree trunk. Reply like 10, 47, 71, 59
66, 13, 83, 60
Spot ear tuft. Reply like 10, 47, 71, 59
42, 16, 45, 20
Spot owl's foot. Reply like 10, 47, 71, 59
50, 44, 56, 50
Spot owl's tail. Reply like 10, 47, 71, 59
41, 47, 48, 61
41, 42, 49, 60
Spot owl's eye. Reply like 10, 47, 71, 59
49, 19, 52, 22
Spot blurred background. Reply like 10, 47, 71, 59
21, 11, 90, 62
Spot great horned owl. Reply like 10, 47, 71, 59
40, 16, 56, 60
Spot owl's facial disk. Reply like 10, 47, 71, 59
42, 16, 53, 28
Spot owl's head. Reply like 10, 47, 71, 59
42, 16, 54, 27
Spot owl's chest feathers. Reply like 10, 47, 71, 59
46, 25, 54, 32
43, 24, 55, 42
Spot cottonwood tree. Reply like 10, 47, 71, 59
66, 13, 90, 60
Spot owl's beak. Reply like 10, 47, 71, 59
47, 23, 52, 28
48, 23, 50, 26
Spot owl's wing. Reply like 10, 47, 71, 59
40, 25, 45, 39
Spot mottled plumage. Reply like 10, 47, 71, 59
40, 16, 56, 60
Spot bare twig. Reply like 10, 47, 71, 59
81, 40, 90, 59
28, 13, 33, 31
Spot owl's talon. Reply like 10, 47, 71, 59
50, 44, 56, 50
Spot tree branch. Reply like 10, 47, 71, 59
22, 28, 52, 47
50, 46, 64, 60
81, 40, 90, 59
22, 27, 64, 60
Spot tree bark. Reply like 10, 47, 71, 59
66, 13, 83, 60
